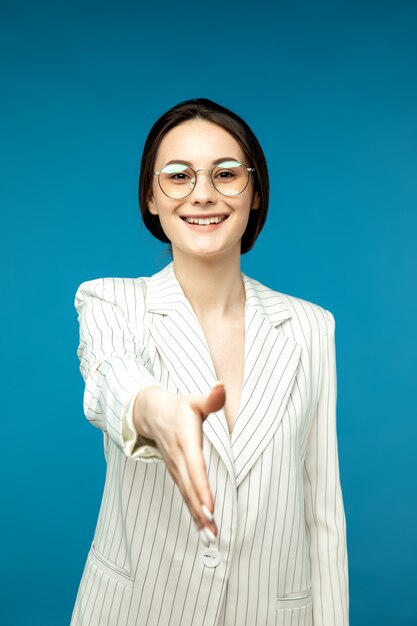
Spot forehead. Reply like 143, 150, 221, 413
156, 119, 245, 166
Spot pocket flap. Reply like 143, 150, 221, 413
88, 542, 134, 588
277, 588, 312, 610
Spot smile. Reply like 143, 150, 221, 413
181, 215, 229, 225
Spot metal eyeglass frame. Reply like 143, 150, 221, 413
153, 162, 256, 199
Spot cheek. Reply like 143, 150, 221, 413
237, 196, 254, 218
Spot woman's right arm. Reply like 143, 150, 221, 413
75, 277, 163, 459
75, 277, 220, 535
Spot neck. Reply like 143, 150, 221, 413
172, 250, 245, 319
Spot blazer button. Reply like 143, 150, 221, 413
202, 548, 220, 568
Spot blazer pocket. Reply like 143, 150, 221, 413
277, 588, 312, 610
88, 542, 134, 588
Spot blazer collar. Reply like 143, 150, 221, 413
145, 261, 292, 325
144, 262, 300, 486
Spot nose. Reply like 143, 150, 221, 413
189, 169, 217, 205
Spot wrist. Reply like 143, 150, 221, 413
133, 385, 168, 439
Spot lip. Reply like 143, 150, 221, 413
179, 214, 229, 220
179, 214, 229, 231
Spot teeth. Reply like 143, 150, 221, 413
184, 216, 226, 225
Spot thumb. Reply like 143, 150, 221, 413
200, 381, 226, 419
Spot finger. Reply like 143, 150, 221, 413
190, 381, 226, 421
173, 452, 212, 531
160, 425, 211, 530
164, 450, 199, 519
180, 431, 217, 535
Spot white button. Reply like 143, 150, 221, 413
202, 548, 220, 568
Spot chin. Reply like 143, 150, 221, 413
188, 243, 239, 260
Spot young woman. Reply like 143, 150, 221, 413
70, 98, 349, 626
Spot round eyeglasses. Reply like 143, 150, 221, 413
153, 160, 255, 200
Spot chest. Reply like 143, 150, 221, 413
145, 304, 316, 447
200, 317, 245, 434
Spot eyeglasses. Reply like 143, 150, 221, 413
153, 160, 255, 200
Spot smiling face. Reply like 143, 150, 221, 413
148, 119, 260, 262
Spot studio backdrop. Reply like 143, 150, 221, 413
1, 1, 416, 625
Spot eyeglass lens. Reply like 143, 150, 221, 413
157, 161, 250, 199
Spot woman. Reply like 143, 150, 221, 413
70, 98, 349, 626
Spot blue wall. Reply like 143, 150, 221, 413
1, 1, 416, 624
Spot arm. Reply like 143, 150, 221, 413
302, 310, 349, 626
75, 277, 163, 461
74, 276, 222, 536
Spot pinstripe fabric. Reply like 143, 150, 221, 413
70, 262, 349, 626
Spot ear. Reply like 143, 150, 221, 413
148, 195, 159, 215
251, 190, 261, 211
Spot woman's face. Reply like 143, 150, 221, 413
148, 119, 260, 261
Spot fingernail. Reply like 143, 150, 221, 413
204, 527, 216, 543
201, 504, 214, 522
213, 380, 224, 388
199, 529, 210, 547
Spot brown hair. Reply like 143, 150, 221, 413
139, 98, 269, 254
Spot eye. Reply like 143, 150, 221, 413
216, 169, 237, 179
160, 164, 194, 184
213, 161, 242, 182
170, 172, 189, 181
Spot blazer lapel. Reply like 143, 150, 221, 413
144, 263, 302, 488
231, 275, 302, 486
145, 263, 235, 483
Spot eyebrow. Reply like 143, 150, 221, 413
162, 156, 242, 167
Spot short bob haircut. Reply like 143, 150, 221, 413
139, 98, 269, 254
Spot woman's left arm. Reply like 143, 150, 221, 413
303, 310, 349, 626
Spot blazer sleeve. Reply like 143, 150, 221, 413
302, 310, 349, 626
74, 277, 163, 462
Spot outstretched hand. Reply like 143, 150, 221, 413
133, 382, 226, 542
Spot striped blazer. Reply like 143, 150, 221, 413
70, 261, 349, 626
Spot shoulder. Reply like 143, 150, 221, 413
74, 275, 148, 314
280, 291, 335, 334
243, 273, 335, 337
74, 263, 174, 307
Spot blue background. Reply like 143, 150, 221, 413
1, 1, 416, 624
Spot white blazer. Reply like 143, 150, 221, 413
70, 261, 349, 626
